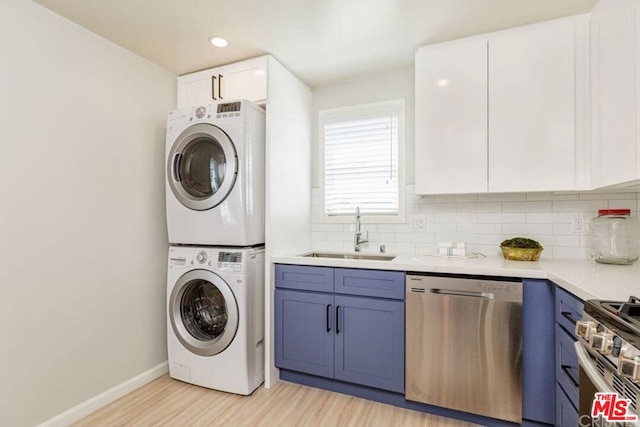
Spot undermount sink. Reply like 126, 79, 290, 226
303, 252, 397, 261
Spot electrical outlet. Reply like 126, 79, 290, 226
411, 216, 426, 232
573, 214, 587, 234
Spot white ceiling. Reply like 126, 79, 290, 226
32, 0, 597, 88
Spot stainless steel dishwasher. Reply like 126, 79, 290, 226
405, 274, 523, 423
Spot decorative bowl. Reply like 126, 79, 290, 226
500, 246, 543, 261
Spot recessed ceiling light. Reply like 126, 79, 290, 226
437, 78, 450, 87
209, 36, 228, 48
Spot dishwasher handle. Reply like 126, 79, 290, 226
429, 288, 495, 299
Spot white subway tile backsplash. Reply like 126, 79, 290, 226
434, 213, 478, 224
434, 194, 479, 203
607, 199, 638, 211
502, 223, 553, 235
526, 212, 573, 224
526, 192, 579, 201
478, 213, 526, 224
578, 192, 638, 200
309, 186, 640, 260
457, 202, 502, 213
478, 193, 526, 202
552, 200, 603, 212
502, 201, 552, 213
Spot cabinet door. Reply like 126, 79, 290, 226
415, 39, 488, 194
178, 68, 218, 107
489, 21, 576, 192
334, 295, 404, 393
522, 279, 555, 425
274, 289, 334, 378
591, 0, 638, 187
218, 65, 267, 104
177, 57, 268, 108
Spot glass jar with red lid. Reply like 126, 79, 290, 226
589, 209, 638, 265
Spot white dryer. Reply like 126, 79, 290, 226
167, 245, 265, 395
166, 100, 265, 246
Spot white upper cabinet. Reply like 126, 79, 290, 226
177, 56, 268, 107
591, 0, 639, 188
414, 16, 589, 195
415, 39, 488, 194
488, 21, 577, 192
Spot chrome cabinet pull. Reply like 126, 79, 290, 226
218, 74, 223, 100
211, 75, 217, 100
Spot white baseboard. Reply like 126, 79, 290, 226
39, 361, 168, 427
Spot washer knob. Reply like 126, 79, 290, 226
196, 251, 207, 264
195, 106, 207, 119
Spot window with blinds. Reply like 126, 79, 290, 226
320, 100, 404, 218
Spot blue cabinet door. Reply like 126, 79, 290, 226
522, 279, 555, 425
274, 289, 334, 378
333, 294, 405, 393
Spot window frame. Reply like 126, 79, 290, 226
318, 99, 406, 224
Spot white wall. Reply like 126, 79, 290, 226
310, 66, 640, 259
0, 1, 176, 426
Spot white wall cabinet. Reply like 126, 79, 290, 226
177, 56, 267, 107
415, 16, 589, 195
488, 21, 578, 192
591, 0, 640, 189
415, 39, 488, 194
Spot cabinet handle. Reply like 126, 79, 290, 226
326, 304, 331, 332
561, 311, 578, 326
218, 74, 223, 100
211, 75, 217, 101
336, 305, 340, 334
561, 364, 579, 388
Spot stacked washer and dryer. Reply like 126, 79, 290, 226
165, 100, 266, 395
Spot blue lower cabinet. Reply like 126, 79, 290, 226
275, 289, 334, 378
555, 383, 579, 427
274, 265, 405, 394
334, 295, 404, 393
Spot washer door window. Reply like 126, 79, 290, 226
169, 270, 239, 356
168, 123, 238, 211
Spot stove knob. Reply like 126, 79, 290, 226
576, 320, 596, 340
617, 357, 640, 383
590, 332, 614, 355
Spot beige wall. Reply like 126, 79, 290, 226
0, 1, 176, 425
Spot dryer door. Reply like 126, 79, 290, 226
169, 269, 239, 356
167, 123, 238, 211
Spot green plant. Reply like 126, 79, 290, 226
500, 237, 543, 249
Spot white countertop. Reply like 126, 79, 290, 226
272, 252, 640, 302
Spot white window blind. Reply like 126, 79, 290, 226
321, 102, 401, 216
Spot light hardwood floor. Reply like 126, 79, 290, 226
74, 375, 479, 426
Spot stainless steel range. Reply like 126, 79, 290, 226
575, 296, 640, 426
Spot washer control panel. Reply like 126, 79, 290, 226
218, 251, 243, 273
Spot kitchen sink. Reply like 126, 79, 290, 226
303, 252, 397, 261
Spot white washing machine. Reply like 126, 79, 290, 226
166, 100, 265, 246
167, 245, 265, 395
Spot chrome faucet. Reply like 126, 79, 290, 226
354, 206, 369, 252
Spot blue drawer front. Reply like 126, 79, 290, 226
556, 324, 579, 408
555, 287, 583, 336
334, 268, 405, 299
275, 264, 334, 293
555, 382, 579, 427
